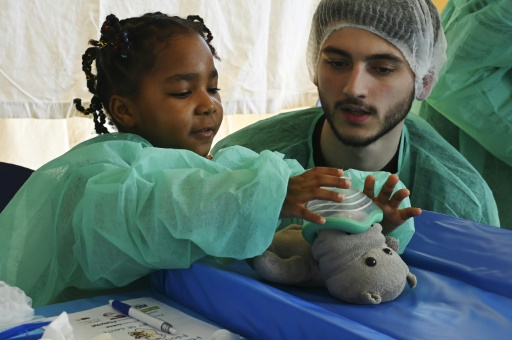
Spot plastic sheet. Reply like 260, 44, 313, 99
152, 211, 512, 339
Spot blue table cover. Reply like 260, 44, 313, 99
151, 211, 512, 339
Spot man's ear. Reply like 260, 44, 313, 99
109, 95, 136, 129
416, 74, 434, 100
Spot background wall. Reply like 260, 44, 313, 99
0, 0, 447, 170
433, 0, 447, 10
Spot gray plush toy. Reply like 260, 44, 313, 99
252, 188, 417, 304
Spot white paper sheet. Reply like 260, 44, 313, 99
41, 297, 242, 340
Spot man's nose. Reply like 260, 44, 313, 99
343, 65, 368, 99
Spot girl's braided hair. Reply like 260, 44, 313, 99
74, 12, 219, 134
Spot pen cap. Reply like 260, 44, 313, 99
110, 300, 130, 315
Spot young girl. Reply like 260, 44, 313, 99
0, 12, 418, 307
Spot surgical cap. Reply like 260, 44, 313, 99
306, 0, 447, 99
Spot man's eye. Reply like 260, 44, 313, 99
208, 87, 221, 94
375, 67, 394, 74
327, 60, 348, 69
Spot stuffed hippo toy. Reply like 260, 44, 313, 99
252, 222, 417, 304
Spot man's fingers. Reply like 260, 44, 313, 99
399, 207, 422, 220
387, 188, 411, 209
363, 175, 376, 200
376, 174, 400, 202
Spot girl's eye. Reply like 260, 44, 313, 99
208, 87, 221, 94
170, 91, 191, 99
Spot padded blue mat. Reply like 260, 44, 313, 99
152, 211, 512, 339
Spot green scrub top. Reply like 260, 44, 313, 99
0, 133, 303, 306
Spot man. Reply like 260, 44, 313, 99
418, 0, 511, 228
213, 0, 500, 227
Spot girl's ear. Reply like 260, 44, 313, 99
109, 95, 136, 129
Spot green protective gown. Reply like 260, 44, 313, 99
212, 107, 500, 230
418, 0, 512, 228
0, 133, 304, 306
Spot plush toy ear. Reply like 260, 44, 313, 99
384, 236, 400, 253
407, 272, 417, 288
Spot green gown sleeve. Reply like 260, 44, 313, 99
0, 134, 303, 306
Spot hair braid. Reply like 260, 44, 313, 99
90, 14, 130, 58
187, 15, 219, 58
74, 14, 130, 134
74, 43, 109, 134
81, 47, 98, 96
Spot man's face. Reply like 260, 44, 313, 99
315, 28, 415, 147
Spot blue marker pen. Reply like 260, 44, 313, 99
109, 300, 177, 335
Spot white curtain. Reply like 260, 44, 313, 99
0, 0, 320, 168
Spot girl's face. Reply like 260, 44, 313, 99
121, 33, 223, 156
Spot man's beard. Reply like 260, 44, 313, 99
321, 90, 414, 148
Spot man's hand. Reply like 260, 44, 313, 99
363, 174, 422, 234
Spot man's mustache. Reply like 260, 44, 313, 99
334, 99, 377, 115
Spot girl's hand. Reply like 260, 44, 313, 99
281, 167, 350, 224
363, 174, 422, 234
